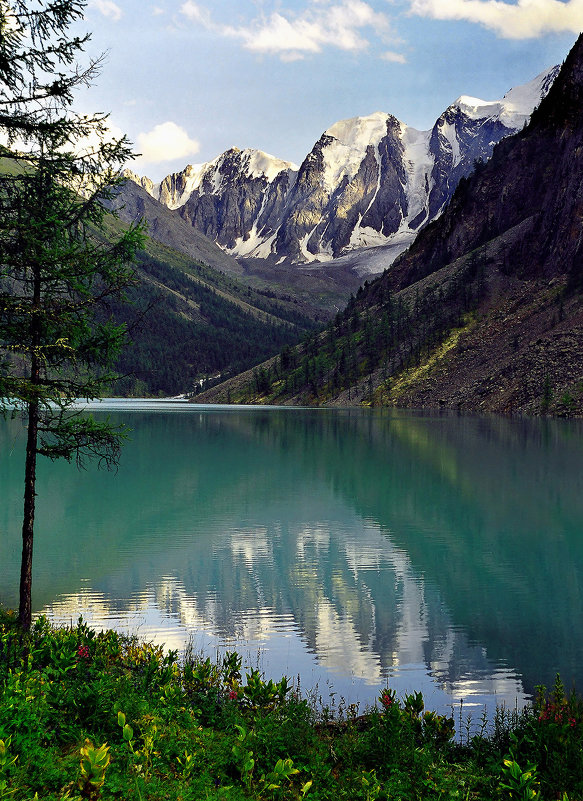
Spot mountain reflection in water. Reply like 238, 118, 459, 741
2, 405, 582, 714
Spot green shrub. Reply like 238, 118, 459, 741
2, 615, 583, 801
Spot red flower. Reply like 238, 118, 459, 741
381, 691, 393, 708
77, 645, 90, 660
229, 690, 237, 700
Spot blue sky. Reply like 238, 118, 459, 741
78, 0, 581, 180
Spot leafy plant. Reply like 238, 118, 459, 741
117, 710, 135, 750
78, 740, 110, 800
231, 724, 256, 789
242, 670, 291, 712
360, 769, 383, 801
259, 757, 299, 797
500, 756, 540, 800
176, 749, 195, 781
524, 675, 583, 797
0, 738, 17, 800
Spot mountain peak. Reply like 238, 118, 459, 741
237, 148, 298, 180
130, 61, 561, 271
449, 64, 559, 128
325, 111, 394, 144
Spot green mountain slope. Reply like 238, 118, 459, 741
197, 35, 583, 416
108, 243, 319, 396
87, 201, 319, 396
0, 162, 320, 398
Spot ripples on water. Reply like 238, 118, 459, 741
3, 403, 582, 719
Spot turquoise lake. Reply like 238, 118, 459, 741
2, 401, 583, 718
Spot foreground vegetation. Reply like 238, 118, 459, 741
1, 614, 582, 800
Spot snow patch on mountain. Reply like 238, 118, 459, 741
498, 65, 561, 128
299, 230, 319, 263
439, 118, 463, 166
453, 65, 561, 129
228, 226, 278, 259
131, 64, 559, 274
454, 96, 504, 121
400, 127, 433, 222
349, 224, 400, 250
243, 149, 297, 181
334, 233, 418, 277
322, 112, 389, 191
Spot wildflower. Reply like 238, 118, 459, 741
77, 645, 90, 660
228, 689, 238, 700
380, 690, 394, 709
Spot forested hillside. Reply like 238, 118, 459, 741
196, 35, 583, 416
90, 211, 320, 396
0, 160, 319, 398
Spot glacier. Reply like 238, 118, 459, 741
129, 65, 560, 275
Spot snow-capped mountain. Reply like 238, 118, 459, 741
131, 65, 559, 274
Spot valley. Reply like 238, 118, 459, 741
194, 35, 583, 416
102, 37, 583, 412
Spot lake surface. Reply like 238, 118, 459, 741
2, 402, 583, 718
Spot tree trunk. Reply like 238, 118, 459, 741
19, 260, 41, 631
19, 400, 38, 630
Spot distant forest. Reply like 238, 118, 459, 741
107, 253, 318, 397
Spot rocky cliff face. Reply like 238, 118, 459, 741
108, 177, 245, 276
385, 44, 583, 294
198, 37, 583, 415
355, 34, 583, 415
133, 67, 558, 273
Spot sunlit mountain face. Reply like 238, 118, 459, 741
127, 67, 558, 276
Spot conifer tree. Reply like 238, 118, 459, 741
0, 0, 144, 628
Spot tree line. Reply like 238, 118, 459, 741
241, 254, 488, 405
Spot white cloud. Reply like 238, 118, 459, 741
90, 0, 123, 21
409, 0, 583, 38
381, 49, 407, 62
180, 1, 212, 26
136, 122, 201, 163
181, 1, 400, 60
73, 122, 128, 160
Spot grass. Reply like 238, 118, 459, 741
1, 611, 582, 800
378, 314, 476, 406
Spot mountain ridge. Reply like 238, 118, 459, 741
129, 65, 559, 274
195, 35, 583, 417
